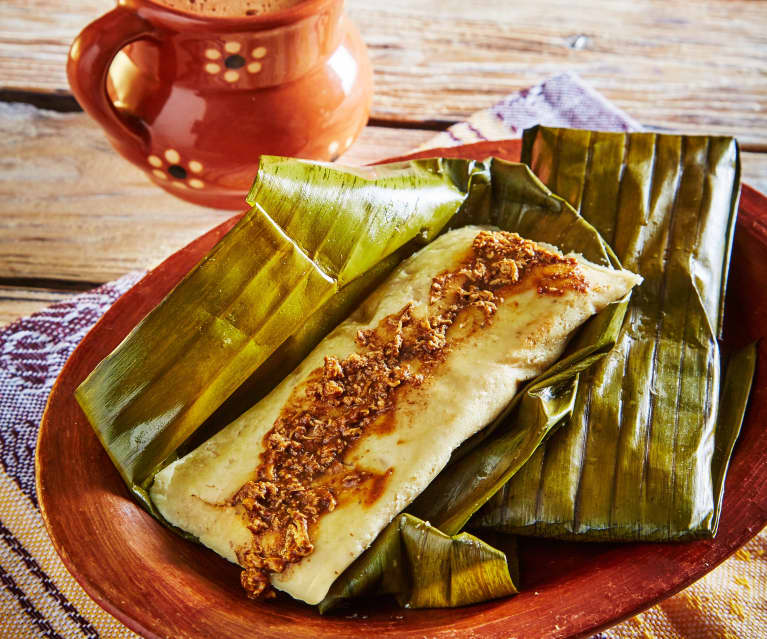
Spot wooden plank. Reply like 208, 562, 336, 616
2, 102, 766, 289
1, 0, 766, 144
0, 102, 227, 284
349, 0, 767, 146
1, 103, 765, 287
1, 102, 765, 325
742, 153, 767, 197
0, 109, 431, 324
0, 285, 76, 327
338, 124, 435, 165
0, 102, 434, 285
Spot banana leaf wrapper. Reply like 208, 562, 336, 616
474, 127, 753, 542
318, 514, 519, 613
76, 154, 628, 609
76, 158, 467, 513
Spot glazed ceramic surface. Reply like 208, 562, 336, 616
68, 0, 373, 209
36, 140, 767, 638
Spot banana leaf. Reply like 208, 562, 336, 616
318, 514, 518, 613
473, 127, 751, 541
76, 155, 623, 510
77, 153, 632, 609
76, 158, 467, 514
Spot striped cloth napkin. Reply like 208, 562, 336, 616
0, 73, 764, 639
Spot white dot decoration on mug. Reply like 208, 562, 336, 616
147, 151, 206, 190
202, 41, 268, 82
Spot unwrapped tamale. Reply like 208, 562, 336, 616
151, 225, 641, 604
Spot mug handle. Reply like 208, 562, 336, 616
67, 6, 160, 153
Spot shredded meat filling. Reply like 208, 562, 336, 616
232, 230, 586, 598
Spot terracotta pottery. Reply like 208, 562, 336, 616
37, 140, 767, 638
67, 0, 373, 209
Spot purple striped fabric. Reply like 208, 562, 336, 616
1, 273, 143, 638
417, 72, 641, 151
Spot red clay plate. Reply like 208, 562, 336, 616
36, 140, 767, 639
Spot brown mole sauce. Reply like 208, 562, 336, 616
231, 230, 587, 598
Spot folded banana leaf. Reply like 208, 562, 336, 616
473, 127, 752, 541
76, 158, 467, 514
318, 514, 518, 613
77, 153, 630, 609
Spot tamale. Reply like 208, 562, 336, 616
150, 226, 641, 604
75, 156, 625, 518
474, 127, 750, 541
78, 155, 640, 609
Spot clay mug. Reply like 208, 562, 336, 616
67, 0, 373, 209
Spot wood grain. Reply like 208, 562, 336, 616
1, 101, 766, 328
0, 101, 435, 325
0, 101, 226, 285
0, 285, 75, 326
35, 142, 767, 638
1, 0, 766, 144
0, 101, 432, 284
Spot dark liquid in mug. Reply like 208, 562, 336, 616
155, 0, 307, 17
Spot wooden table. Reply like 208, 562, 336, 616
1, 0, 766, 326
